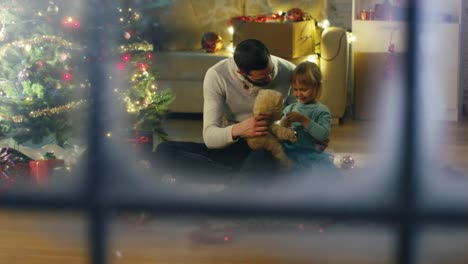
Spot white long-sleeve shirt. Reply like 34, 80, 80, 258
202, 55, 296, 148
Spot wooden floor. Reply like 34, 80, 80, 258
1, 117, 468, 264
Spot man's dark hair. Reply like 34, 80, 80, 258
233, 39, 270, 74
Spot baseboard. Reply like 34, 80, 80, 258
332, 117, 340, 126
167, 112, 203, 120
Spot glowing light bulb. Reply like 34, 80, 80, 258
227, 26, 234, 35
347, 32, 356, 43
227, 43, 235, 53
317, 19, 330, 29
307, 54, 319, 64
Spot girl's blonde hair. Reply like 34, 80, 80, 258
290, 61, 322, 100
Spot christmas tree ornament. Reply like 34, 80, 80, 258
0, 0, 174, 147
123, 31, 131, 40
201, 32, 223, 53
16, 69, 29, 86
339, 155, 355, 169
286, 8, 305, 22
60, 52, 68, 61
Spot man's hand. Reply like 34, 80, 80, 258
286, 112, 310, 128
232, 114, 271, 139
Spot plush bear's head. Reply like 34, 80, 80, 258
253, 89, 283, 121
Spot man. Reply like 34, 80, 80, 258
153, 39, 296, 185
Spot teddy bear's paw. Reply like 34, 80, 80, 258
287, 130, 298, 142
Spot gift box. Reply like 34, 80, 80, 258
29, 159, 65, 185
232, 19, 316, 59
1, 148, 33, 189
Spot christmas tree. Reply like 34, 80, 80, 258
0, 0, 173, 147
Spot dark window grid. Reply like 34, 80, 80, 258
0, 1, 467, 264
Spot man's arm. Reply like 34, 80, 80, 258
202, 68, 235, 149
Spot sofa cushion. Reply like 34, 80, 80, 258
153, 50, 231, 81
152, 51, 231, 113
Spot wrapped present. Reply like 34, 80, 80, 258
0, 148, 33, 189
29, 158, 65, 185
232, 19, 316, 59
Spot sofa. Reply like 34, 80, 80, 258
147, 0, 348, 122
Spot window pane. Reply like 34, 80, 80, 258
97, 1, 412, 212
0, 209, 88, 263
415, 0, 468, 210
110, 214, 394, 264
417, 226, 468, 264
0, 0, 89, 194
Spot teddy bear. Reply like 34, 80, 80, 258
246, 89, 297, 169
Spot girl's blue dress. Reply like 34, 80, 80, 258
281, 102, 338, 176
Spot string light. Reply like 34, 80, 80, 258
347, 32, 356, 43
227, 42, 235, 53
0, 35, 76, 58
317, 19, 330, 29
307, 54, 320, 64
0, 100, 87, 123
227, 26, 234, 35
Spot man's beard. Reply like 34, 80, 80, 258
243, 76, 271, 87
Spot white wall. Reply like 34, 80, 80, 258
462, 2, 468, 116
329, 0, 467, 117
328, 0, 353, 30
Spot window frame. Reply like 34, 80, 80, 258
0, 1, 467, 264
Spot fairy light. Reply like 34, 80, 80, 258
227, 26, 234, 35
227, 43, 235, 53
317, 19, 330, 29
122, 53, 131, 62
72, 20, 80, 29
307, 54, 320, 64
347, 32, 356, 43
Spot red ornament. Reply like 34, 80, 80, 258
254, 15, 268, 22
286, 8, 305, 22
124, 31, 131, 40
63, 72, 72, 81
201, 32, 223, 53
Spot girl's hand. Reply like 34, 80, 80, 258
280, 117, 292, 127
286, 112, 310, 128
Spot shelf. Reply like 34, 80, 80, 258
353, 0, 460, 24
351, 0, 463, 121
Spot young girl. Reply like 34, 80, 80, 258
280, 61, 336, 173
